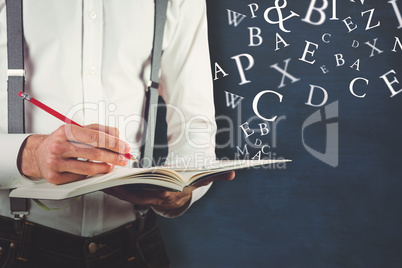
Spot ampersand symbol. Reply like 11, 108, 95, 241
264, 0, 300, 33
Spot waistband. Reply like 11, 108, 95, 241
0, 210, 155, 262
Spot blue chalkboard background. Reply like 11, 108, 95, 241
158, 0, 402, 267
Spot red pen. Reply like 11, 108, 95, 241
18, 91, 135, 161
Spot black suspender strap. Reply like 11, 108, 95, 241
7, 0, 25, 134
140, 0, 169, 168
6, 0, 29, 221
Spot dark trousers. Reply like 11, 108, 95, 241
0, 211, 169, 268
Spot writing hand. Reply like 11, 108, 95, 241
18, 124, 130, 184
104, 171, 236, 216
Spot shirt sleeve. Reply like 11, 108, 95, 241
153, 0, 216, 216
160, 0, 216, 166
0, 134, 35, 189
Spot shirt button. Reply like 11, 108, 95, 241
89, 11, 97, 20
88, 242, 98, 254
88, 66, 96, 75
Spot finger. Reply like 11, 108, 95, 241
84, 124, 120, 137
193, 171, 235, 188
50, 158, 114, 176
61, 124, 129, 154
209, 171, 236, 181
60, 142, 129, 166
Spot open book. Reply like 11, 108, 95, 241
9, 159, 290, 200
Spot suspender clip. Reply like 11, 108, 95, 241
11, 211, 28, 235
11, 211, 28, 221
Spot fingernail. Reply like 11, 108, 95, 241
119, 156, 129, 166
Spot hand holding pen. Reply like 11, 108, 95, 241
16, 92, 236, 213
17, 92, 134, 185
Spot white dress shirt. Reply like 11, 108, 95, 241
0, 0, 216, 236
